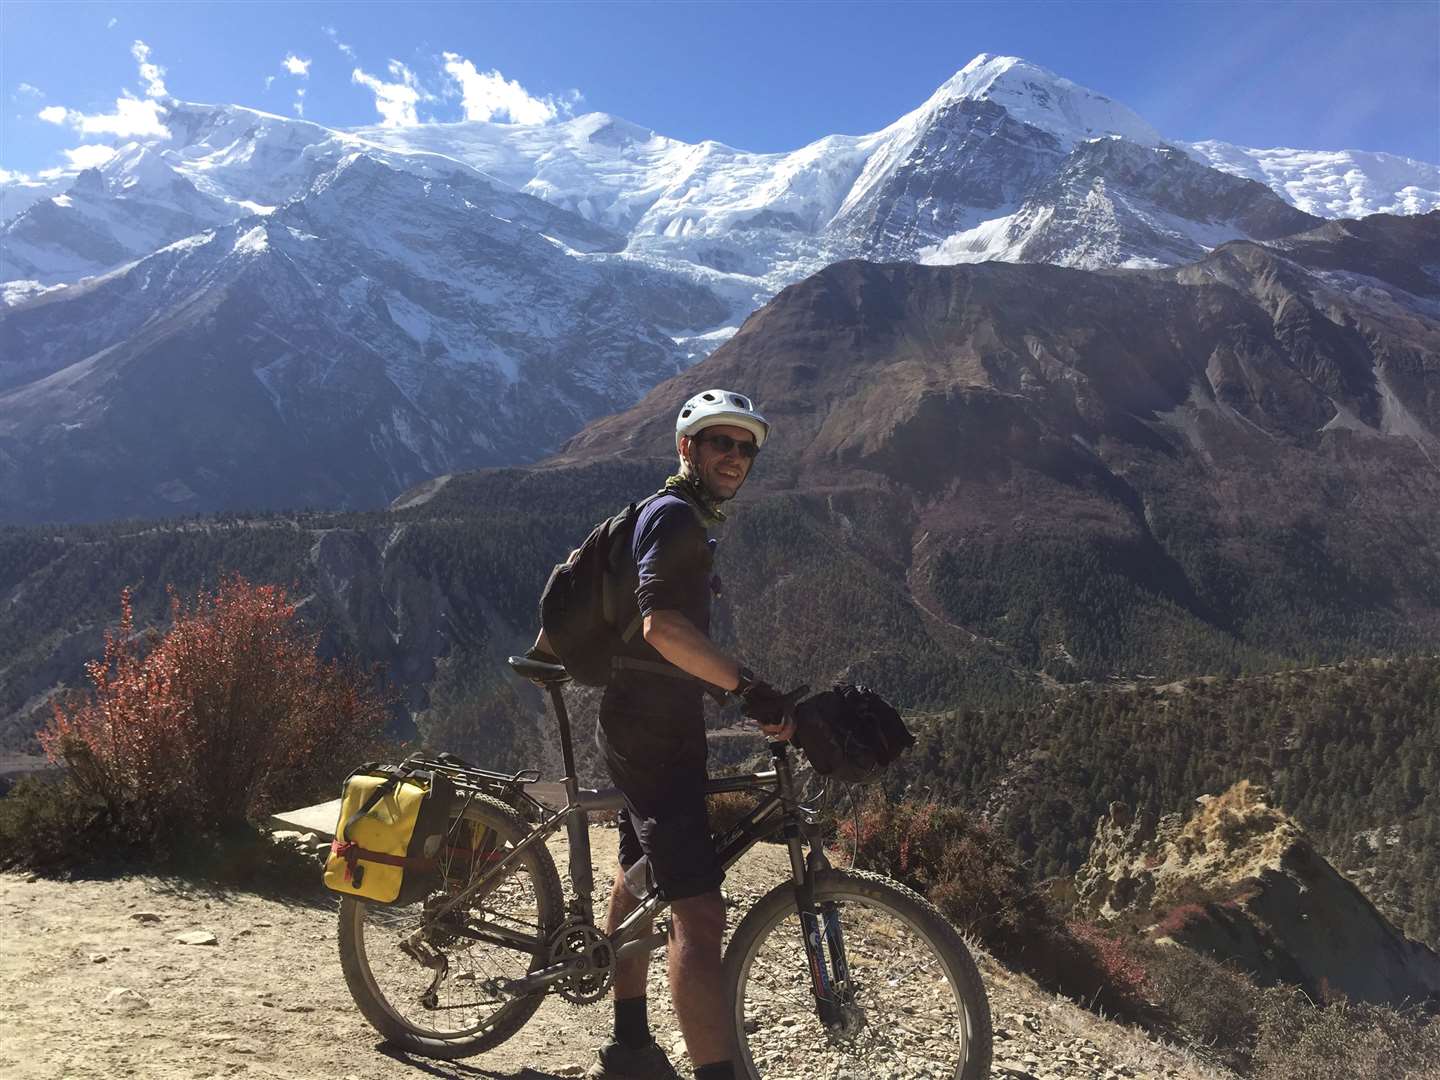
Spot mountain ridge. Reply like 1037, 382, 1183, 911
2, 57, 1436, 524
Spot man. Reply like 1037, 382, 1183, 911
536, 389, 794, 1080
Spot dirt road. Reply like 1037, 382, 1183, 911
0, 828, 1227, 1080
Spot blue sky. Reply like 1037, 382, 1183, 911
2, 0, 1437, 179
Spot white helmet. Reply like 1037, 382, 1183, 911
674, 388, 770, 450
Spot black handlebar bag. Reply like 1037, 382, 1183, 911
323, 764, 457, 905
792, 684, 916, 783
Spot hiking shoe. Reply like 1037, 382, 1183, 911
584, 1037, 683, 1079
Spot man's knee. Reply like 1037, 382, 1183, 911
670, 890, 725, 946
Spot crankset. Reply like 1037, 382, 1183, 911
547, 919, 615, 1005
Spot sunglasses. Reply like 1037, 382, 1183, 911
694, 433, 760, 460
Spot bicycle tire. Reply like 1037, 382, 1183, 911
337, 793, 564, 1059
723, 867, 992, 1080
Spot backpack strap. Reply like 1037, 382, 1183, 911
610, 489, 727, 696
611, 656, 731, 706
612, 488, 680, 643
603, 490, 670, 630
612, 656, 698, 680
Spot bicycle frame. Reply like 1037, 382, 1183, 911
408, 674, 851, 1023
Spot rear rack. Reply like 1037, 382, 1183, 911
402, 752, 544, 818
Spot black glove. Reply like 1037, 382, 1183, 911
735, 668, 805, 729
739, 680, 791, 727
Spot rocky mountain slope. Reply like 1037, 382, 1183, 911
898, 654, 1440, 955
559, 211, 1440, 676
2, 56, 1436, 524
0, 150, 722, 522
3, 211, 1437, 756
1076, 781, 1440, 1010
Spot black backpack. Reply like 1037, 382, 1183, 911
539, 492, 666, 686
792, 684, 916, 783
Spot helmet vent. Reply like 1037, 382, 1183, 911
701, 392, 716, 401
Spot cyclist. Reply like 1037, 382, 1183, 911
532, 389, 794, 1080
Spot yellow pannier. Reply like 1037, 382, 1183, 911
323, 764, 455, 905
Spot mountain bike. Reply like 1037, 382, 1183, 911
336, 655, 993, 1079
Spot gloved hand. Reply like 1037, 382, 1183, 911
735, 669, 805, 741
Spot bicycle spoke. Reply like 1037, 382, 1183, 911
343, 803, 561, 1045
733, 892, 977, 1079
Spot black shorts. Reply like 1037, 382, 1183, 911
598, 690, 723, 902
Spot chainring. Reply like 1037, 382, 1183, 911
548, 920, 615, 1005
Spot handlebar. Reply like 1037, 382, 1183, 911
780, 685, 810, 713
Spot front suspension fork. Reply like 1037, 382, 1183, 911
773, 743, 853, 1029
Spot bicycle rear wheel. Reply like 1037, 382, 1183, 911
723, 868, 992, 1080
337, 793, 564, 1059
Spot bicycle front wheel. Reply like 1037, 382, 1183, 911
337, 793, 564, 1059
723, 868, 992, 1080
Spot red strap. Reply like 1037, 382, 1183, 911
330, 838, 435, 876
332, 839, 360, 881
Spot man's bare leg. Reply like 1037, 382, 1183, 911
668, 891, 731, 1067
606, 863, 651, 999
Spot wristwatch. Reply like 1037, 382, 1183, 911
733, 665, 757, 696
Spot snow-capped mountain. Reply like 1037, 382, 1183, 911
1186, 141, 1440, 218
1, 53, 1435, 524
0, 148, 723, 522
920, 137, 1322, 269
1, 143, 238, 284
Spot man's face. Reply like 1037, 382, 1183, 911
684, 423, 758, 500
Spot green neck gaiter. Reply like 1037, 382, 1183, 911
664, 471, 727, 527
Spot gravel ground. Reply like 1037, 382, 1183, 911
0, 827, 1235, 1080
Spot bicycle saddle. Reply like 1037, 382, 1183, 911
508, 654, 571, 683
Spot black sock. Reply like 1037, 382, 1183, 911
693, 1064, 735, 1080
614, 995, 649, 1048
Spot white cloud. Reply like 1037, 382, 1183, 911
0, 166, 31, 183
62, 144, 119, 170
264, 75, 276, 91
131, 40, 168, 99
323, 25, 357, 60
107, 17, 118, 29
352, 61, 429, 127
283, 54, 311, 78
441, 52, 563, 124
16, 83, 44, 98
31, 39, 172, 149
294, 87, 306, 117
37, 93, 169, 138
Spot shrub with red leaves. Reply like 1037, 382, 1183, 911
1154, 901, 1211, 939
835, 792, 1052, 948
41, 576, 390, 838
1066, 919, 1152, 1007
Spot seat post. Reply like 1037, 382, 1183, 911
548, 683, 580, 785
548, 682, 595, 903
